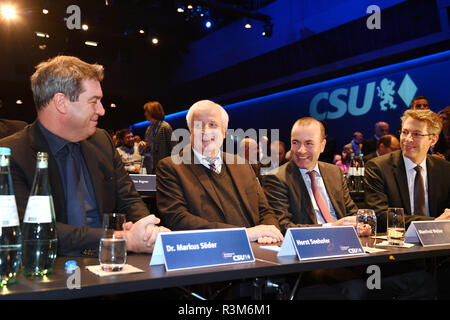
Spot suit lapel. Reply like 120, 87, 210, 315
286, 161, 317, 224
426, 155, 437, 217
392, 152, 412, 214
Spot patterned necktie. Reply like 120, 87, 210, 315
307, 170, 335, 223
205, 157, 218, 173
413, 165, 426, 216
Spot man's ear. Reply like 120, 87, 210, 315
53, 93, 69, 114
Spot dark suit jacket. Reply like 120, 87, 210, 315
156, 146, 280, 231
0, 119, 27, 139
262, 160, 358, 233
144, 120, 176, 173
364, 150, 450, 231
0, 121, 149, 256
362, 137, 377, 156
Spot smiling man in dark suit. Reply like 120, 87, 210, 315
156, 100, 283, 244
364, 109, 450, 231
0, 56, 168, 256
263, 117, 367, 233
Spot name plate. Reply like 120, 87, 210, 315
150, 228, 255, 271
129, 174, 156, 191
277, 226, 365, 261
405, 221, 450, 246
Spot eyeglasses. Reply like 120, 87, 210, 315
400, 129, 434, 139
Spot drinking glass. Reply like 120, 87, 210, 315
356, 209, 377, 236
99, 213, 127, 271
387, 208, 405, 246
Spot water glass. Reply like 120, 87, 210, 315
387, 208, 405, 246
356, 209, 377, 236
99, 213, 127, 271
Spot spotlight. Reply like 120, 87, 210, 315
16, 99, 23, 105
244, 19, 252, 29
139, 29, 145, 34
262, 23, 273, 38
85, 41, 98, 47
152, 37, 159, 45
42, 9, 49, 15
1, 5, 16, 19
177, 7, 184, 13
205, 19, 212, 29
82, 24, 88, 31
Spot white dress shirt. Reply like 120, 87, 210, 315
192, 148, 223, 173
299, 164, 338, 225
402, 155, 429, 216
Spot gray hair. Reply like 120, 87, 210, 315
31, 55, 104, 111
185, 100, 229, 131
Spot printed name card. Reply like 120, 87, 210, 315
150, 228, 255, 271
405, 221, 450, 246
129, 174, 156, 191
277, 226, 365, 261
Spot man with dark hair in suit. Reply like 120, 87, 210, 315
363, 134, 400, 162
0, 55, 168, 256
365, 109, 450, 231
156, 100, 283, 244
362, 121, 390, 156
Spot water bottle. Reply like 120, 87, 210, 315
357, 153, 365, 192
21, 152, 58, 277
347, 153, 357, 192
0, 147, 22, 286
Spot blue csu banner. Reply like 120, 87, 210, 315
150, 228, 254, 271
148, 50, 450, 149
278, 226, 365, 261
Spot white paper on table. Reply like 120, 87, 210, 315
363, 246, 388, 253
375, 240, 415, 248
86, 264, 144, 277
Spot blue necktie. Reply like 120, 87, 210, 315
64, 143, 87, 226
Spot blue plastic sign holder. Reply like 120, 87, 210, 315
277, 226, 365, 261
150, 228, 255, 271
405, 221, 450, 246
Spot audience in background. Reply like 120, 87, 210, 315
434, 106, 450, 160
333, 143, 354, 175
362, 121, 389, 155
350, 131, 363, 156
116, 128, 144, 173
363, 134, 400, 162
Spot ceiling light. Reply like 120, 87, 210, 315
82, 24, 88, 31
262, 23, 273, 38
1, 5, 16, 19
110, 103, 116, 108
38, 44, 47, 50
177, 7, 184, 13
16, 100, 23, 105
205, 19, 212, 29
85, 41, 98, 47
139, 29, 145, 34
187, 5, 193, 10
42, 9, 49, 14
152, 37, 159, 45
244, 20, 252, 29
35, 32, 50, 38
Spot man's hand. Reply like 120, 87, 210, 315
332, 216, 357, 227
119, 215, 171, 253
435, 209, 450, 221
246, 225, 284, 244
356, 222, 372, 236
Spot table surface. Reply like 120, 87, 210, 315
2, 237, 450, 300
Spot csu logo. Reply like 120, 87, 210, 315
309, 73, 417, 120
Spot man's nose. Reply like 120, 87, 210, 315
96, 101, 105, 116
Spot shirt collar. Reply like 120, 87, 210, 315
299, 163, 320, 177
402, 153, 427, 172
192, 147, 222, 167
38, 120, 72, 155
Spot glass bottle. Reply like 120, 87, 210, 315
21, 152, 58, 277
0, 147, 22, 286
347, 153, 357, 192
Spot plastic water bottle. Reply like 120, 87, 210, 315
0, 147, 22, 286
21, 152, 58, 277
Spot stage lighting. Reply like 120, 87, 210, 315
205, 19, 212, 29
1, 5, 16, 19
